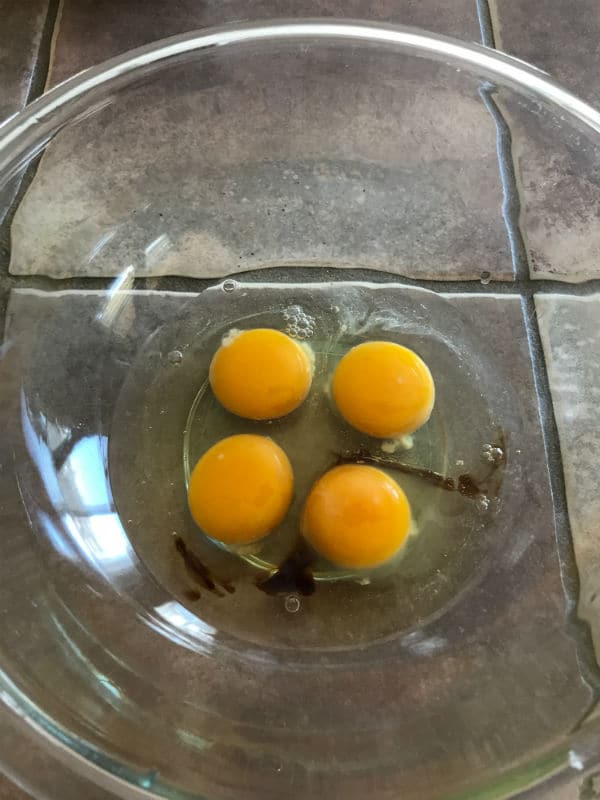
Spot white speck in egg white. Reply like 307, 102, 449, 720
221, 328, 241, 347
381, 440, 398, 454
381, 434, 414, 454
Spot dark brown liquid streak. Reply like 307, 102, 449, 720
174, 535, 235, 597
179, 433, 507, 598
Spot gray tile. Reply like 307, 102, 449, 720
493, 0, 600, 105
47, 0, 481, 87
536, 294, 600, 654
492, 0, 600, 281
9, 0, 515, 282
0, 0, 49, 227
9, 53, 512, 281
0, 1, 48, 121
0, 286, 592, 798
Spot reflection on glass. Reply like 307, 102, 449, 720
154, 600, 216, 648
20, 390, 134, 577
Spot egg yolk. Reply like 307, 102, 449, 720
332, 341, 435, 438
301, 464, 411, 569
188, 434, 293, 545
209, 328, 313, 420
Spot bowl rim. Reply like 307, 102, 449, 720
1, 17, 597, 800
1, 18, 600, 184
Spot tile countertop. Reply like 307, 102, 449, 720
1, 1, 600, 799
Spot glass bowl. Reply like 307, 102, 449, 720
1, 20, 600, 800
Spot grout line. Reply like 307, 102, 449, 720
43, 0, 64, 93
477, 0, 530, 282
478, 85, 530, 282
476, 0, 497, 48
4, 269, 600, 297
26, 0, 62, 103
521, 291, 600, 700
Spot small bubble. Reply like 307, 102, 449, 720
284, 594, 301, 613
480, 270, 491, 285
222, 279, 237, 293
167, 349, 183, 365
482, 443, 504, 463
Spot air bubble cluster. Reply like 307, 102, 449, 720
482, 443, 504, 464
475, 495, 490, 514
283, 305, 315, 340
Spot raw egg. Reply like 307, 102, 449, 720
332, 341, 434, 438
301, 464, 412, 569
209, 328, 313, 420
188, 434, 293, 545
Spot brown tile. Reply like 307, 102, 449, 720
492, 0, 600, 280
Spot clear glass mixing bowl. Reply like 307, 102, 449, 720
2, 20, 600, 800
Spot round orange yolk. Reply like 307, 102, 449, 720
209, 328, 313, 420
332, 341, 435, 438
188, 434, 293, 545
301, 464, 411, 569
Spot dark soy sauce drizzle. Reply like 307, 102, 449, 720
174, 535, 235, 598
255, 539, 316, 597
335, 431, 507, 500
255, 434, 507, 596
176, 432, 507, 598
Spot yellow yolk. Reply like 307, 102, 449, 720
188, 434, 293, 545
209, 328, 313, 420
332, 341, 435, 438
301, 464, 411, 569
